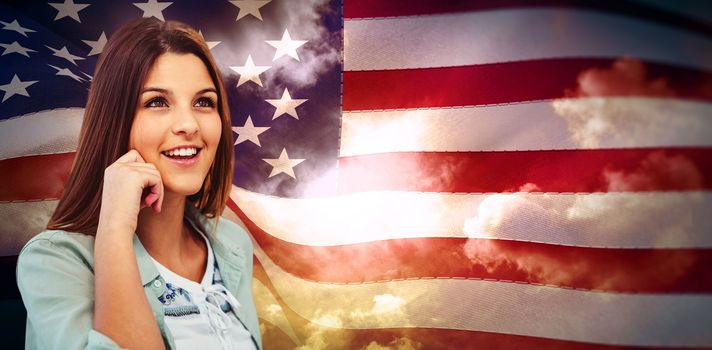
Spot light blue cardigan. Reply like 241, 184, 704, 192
16, 204, 262, 350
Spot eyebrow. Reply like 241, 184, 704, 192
140, 87, 218, 95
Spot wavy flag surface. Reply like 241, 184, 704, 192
2, 0, 712, 348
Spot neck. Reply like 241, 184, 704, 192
136, 191, 194, 262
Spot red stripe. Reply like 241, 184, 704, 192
0, 153, 74, 202
320, 328, 694, 350
344, 0, 510, 18
6, 148, 711, 200
344, 0, 712, 38
345, 0, 634, 18
337, 148, 712, 194
343, 58, 712, 111
232, 201, 712, 293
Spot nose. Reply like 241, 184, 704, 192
171, 104, 199, 136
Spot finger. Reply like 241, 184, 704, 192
144, 192, 159, 209
144, 187, 160, 213
137, 170, 163, 213
115, 149, 146, 164
152, 174, 164, 213
140, 187, 152, 210
135, 171, 162, 209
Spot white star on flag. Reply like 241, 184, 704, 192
48, 0, 90, 23
229, 0, 271, 21
133, 0, 173, 21
48, 64, 86, 83
0, 20, 35, 37
232, 116, 269, 146
265, 88, 307, 120
0, 41, 36, 57
0, 74, 38, 103
198, 30, 221, 50
262, 148, 305, 179
46, 45, 84, 66
265, 29, 307, 61
82, 32, 107, 56
230, 55, 270, 87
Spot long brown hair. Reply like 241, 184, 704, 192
47, 18, 233, 235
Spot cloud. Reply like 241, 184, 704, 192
214, 0, 340, 97
304, 293, 410, 329
349, 294, 408, 328
461, 150, 706, 290
360, 337, 424, 350
552, 96, 709, 148
551, 58, 710, 149
566, 57, 675, 98
602, 150, 703, 191
292, 293, 413, 350
294, 310, 347, 350
267, 0, 340, 89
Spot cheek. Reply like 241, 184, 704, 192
128, 119, 143, 150
129, 117, 162, 158
203, 114, 223, 149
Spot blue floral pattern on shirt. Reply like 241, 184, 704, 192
157, 260, 233, 317
158, 282, 189, 306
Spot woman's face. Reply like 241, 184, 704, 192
129, 52, 222, 197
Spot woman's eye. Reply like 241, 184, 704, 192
145, 97, 167, 108
195, 97, 215, 108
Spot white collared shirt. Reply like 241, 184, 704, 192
149, 225, 257, 350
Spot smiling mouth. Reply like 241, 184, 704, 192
161, 148, 202, 161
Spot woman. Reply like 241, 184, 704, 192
16, 18, 261, 350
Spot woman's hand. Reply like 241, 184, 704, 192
93, 149, 167, 349
97, 149, 164, 237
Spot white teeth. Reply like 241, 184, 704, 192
165, 147, 197, 157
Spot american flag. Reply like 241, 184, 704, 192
2, 0, 712, 349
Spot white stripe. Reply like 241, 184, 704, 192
0, 108, 83, 160
251, 240, 712, 347
0, 200, 58, 256
341, 97, 712, 156
344, 8, 712, 71
230, 186, 712, 249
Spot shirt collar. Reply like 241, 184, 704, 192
133, 203, 258, 349
133, 233, 161, 287
133, 203, 246, 286
185, 204, 247, 294
185, 204, 245, 266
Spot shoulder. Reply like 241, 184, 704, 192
213, 216, 254, 254
18, 230, 96, 270
16, 230, 97, 303
23, 229, 95, 247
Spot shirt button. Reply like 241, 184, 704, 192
153, 280, 162, 288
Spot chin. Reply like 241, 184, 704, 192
164, 180, 205, 197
